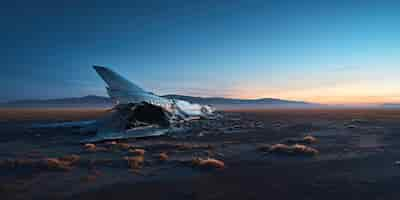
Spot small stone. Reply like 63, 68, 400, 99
157, 152, 168, 161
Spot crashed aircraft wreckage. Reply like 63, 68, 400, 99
33, 66, 216, 142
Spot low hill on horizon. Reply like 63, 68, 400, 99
1, 95, 112, 108
382, 103, 400, 109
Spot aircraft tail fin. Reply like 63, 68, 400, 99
93, 65, 145, 93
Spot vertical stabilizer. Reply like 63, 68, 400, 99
93, 65, 145, 93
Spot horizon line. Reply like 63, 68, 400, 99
2, 94, 400, 106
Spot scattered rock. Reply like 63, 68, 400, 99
129, 148, 146, 156
124, 156, 144, 169
156, 152, 168, 161
347, 125, 358, 129
284, 135, 318, 144
84, 143, 96, 152
191, 158, 225, 169
303, 135, 318, 144
291, 144, 319, 155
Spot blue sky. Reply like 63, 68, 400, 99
1, 0, 400, 104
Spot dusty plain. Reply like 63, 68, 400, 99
0, 108, 400, 200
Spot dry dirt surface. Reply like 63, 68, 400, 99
0, 108, 108, 122
1, 108, 400, 200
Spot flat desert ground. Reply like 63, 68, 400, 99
1, 108, 400, 200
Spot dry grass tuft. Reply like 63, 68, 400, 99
269, 143, 319, 156
291, 144, 319, 155
191, 158, 225, 169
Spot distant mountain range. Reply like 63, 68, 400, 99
1, 95, 112, 108
163, 95, 317, 108
382, 103, 400, 109
0, 95, 320, 109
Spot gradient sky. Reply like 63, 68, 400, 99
1, 0, 400, 104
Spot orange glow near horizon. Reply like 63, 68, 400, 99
220, 82, 400, 105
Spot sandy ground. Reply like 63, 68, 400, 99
0, 108, 108, 122
1, 108, 400, 200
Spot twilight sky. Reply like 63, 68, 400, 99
1, 0, 400, 104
